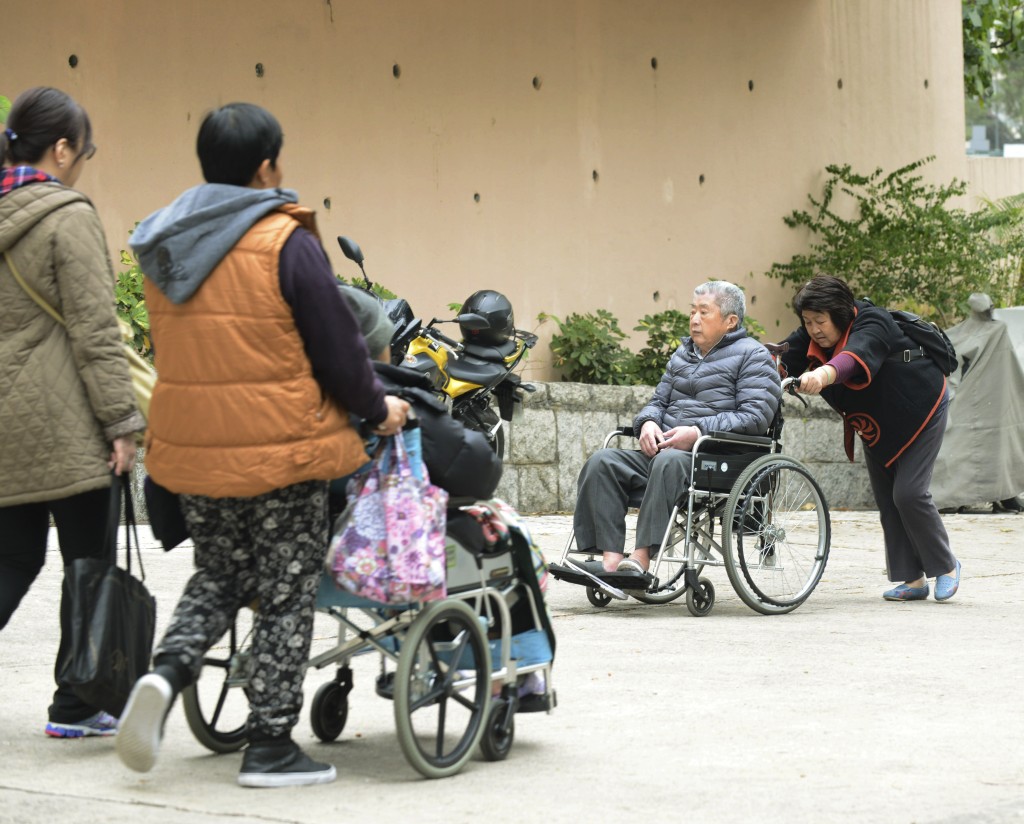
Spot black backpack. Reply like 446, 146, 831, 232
862, 299, 959, 376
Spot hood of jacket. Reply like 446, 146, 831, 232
129, 183, 299, 304
0, 181, 89, 253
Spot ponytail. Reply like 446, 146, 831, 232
4, 87, 92, 166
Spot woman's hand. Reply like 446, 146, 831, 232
108, 435, 137, 476
798, 365, 835, 396
638, 420, 665, 457
374, 395, 411, 437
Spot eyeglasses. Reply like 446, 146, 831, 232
67, 142, 97, 168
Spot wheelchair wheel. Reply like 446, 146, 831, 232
586, 586, 613, 607
685, 577, 715, 617
479, 697, 515, 761
310, 680, 349, 742
181, 610, 254, 753
393, 600, 491, 778
630, 506, 713, 605
722, 455, 830, 615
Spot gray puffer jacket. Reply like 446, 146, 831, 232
0, 182, 144, 506
633, 329, 782, 438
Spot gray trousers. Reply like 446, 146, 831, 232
574, 448, 692, 553
863, 394, 956, 582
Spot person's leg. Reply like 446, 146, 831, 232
573, 449, 651, 571
46, 484, 120, 730
244, 481, 327, 739
863, 448, 924, 587
237, 480, 336, 788
117, 491, 256, 773
632, 449, 693, 571
0, 502, 50, 630
887, 400, 960, 600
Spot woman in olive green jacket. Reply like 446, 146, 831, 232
0, 87, 145, 737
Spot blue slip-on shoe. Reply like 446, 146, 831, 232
934, 560, 962, 602
882, 583, 930, 601
45, 710, 118, 738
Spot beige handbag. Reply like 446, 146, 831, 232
4, 250, 155, 420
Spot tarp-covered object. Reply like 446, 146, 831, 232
931, 307, 1024, 509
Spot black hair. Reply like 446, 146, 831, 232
1, 87, 93, 167
792, 274, 857, 332
196, 102, 283, 185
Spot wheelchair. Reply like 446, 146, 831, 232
178, 502, 556, 779
550, 370, 831, 617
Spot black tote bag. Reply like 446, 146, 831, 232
57, 476, 157, 717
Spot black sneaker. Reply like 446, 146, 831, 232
993, 497, 1023, 513
237, 739, 336, 788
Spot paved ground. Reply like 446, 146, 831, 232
1, 510, 1022, 824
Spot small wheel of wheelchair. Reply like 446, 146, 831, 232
685, 577, 716, 617
722, 455, 831, 615
310, 680, 349, 742
393, 600, 491, 779
479, 697, 515, 761
182, 610, 254, 753
586, 586, 613, 607
630, 506, 714, 605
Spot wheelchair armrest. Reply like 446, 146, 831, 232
702, 431, 773, 448
616, 425, 635, 437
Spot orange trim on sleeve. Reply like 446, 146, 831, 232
883, 377, 947, 468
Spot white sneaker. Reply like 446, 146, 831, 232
115, 673, 174, 773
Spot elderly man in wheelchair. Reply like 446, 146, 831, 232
552, 280, 832, 616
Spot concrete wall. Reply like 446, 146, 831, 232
3, 0, 968, 380
495, 384, 872, 513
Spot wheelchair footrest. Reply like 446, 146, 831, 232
549, 560, 652, 589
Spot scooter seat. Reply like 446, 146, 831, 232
462, 339, 518, 361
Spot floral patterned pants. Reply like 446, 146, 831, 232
156, 480, 328, 739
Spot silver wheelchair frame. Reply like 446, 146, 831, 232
551, 376, 831, 616
180, 512, 556, 779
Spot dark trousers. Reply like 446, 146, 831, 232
863, 394, 957, 582
0, 482, 119, 722
574, 448, 693, 553
156, 480, 328, 740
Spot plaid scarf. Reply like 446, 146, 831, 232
0, 166, 58, 197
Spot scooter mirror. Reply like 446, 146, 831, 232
456, 312, 490, 331
337, 236, 364, 266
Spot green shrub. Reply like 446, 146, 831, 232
539, 309, 634, 385
115, 248, 151, 360
336, 275, 397, 301
631, 310, 690, 385
767, 157, 1012, 327
0, 95, 10, 125
539, 304, 766, 385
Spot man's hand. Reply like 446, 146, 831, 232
638, 420, 665, 457
658, 425, 701, 452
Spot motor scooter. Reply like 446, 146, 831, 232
338, 236, 535, 458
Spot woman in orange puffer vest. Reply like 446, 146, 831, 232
116, 103, 408, 789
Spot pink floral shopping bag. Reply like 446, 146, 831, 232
329, 430, 448, 604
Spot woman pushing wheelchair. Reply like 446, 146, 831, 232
780, 275, 961, 602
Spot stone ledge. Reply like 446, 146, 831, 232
496, 383, 873, 513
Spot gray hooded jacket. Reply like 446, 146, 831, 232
130, 184, 299, 303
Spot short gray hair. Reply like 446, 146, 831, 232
693, 280, 745, 324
